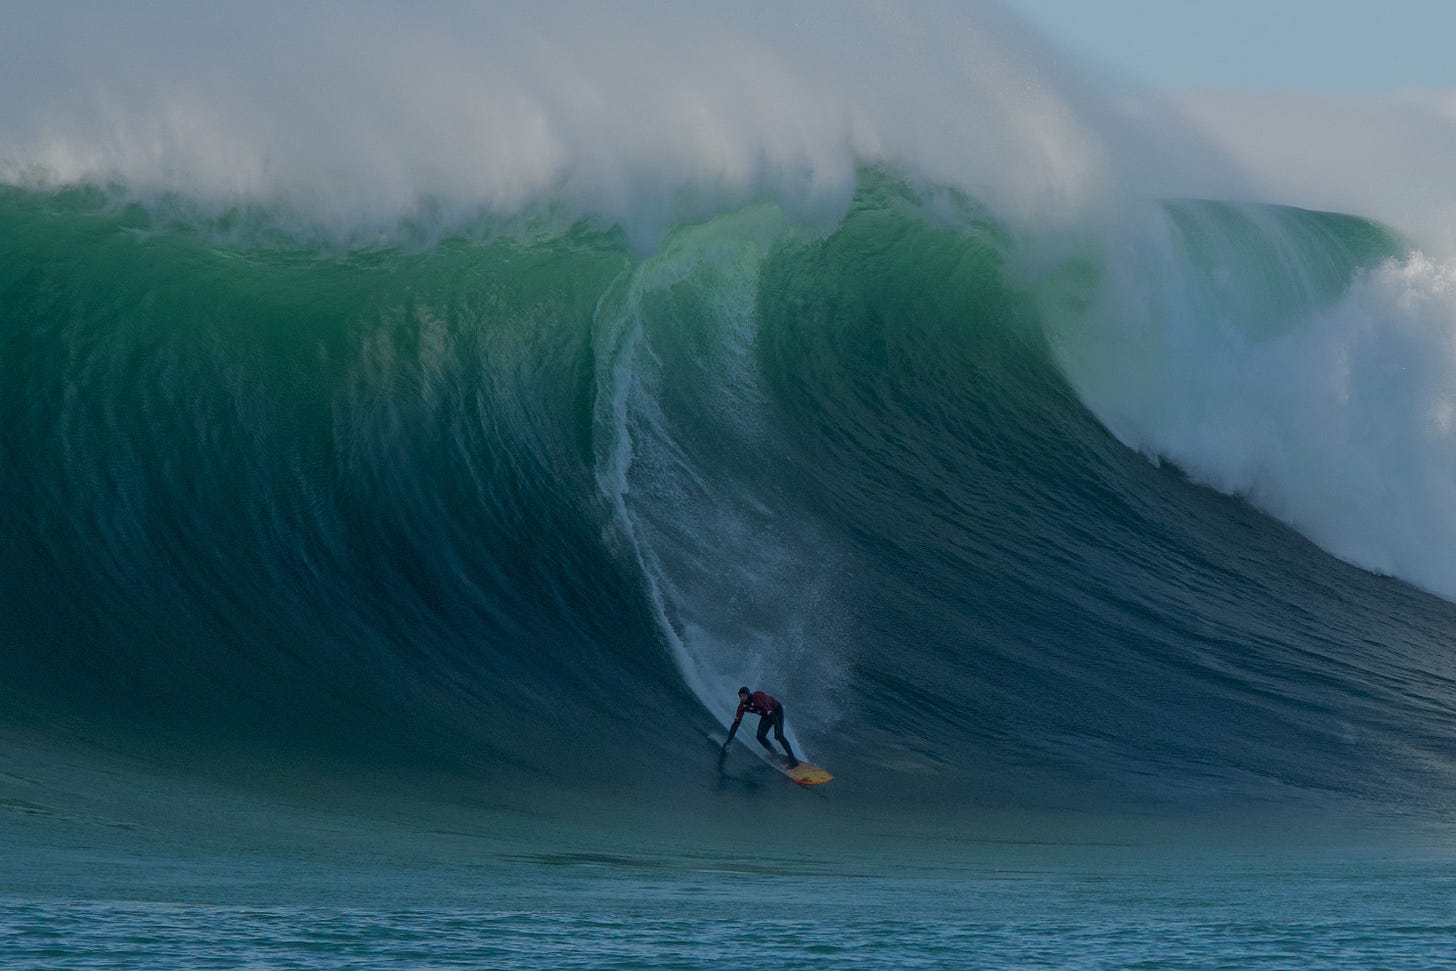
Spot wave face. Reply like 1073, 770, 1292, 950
5, 174, 1456, 814
5, 3, 1456, 816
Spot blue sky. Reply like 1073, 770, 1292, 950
1002, 0, 1456, 92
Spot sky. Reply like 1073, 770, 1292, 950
1002, 0, 1456, 92
999, 0, 1456, 252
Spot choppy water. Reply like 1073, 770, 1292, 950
7, 818, 1455, 969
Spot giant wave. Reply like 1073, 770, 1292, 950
4, 2, 1456, 817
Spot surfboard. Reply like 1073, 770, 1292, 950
710, 732, 832, 786
775, 758, 833, 786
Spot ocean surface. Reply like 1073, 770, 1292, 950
4, 2, 1456, 967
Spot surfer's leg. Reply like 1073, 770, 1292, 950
772, 708, 798, 766
755, 717, 775, 753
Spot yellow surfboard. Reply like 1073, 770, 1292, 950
776, 759, 834, 786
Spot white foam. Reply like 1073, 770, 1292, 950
0, 1, 1217, 246
590, 207, 846, 751
1046, 213, 1456, 601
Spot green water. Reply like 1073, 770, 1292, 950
3, 178, 1452, 968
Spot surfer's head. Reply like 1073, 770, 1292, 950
738, 686, 750, 699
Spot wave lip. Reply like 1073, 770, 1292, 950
0, 1, 1244, 250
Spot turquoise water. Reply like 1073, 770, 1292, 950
7, 789, 1454, 969
7, 862, 1453, 970
4, 725, 1455, 968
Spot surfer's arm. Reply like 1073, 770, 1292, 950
722, 704, 747, 747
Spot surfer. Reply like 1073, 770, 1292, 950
721, 687, 799, 768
